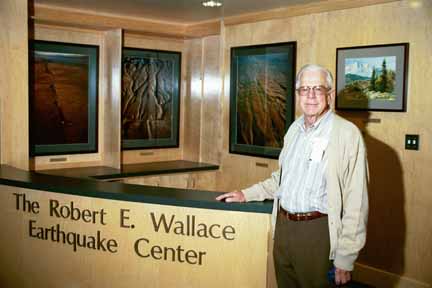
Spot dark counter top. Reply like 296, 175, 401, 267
38, 160, 219, 180
0, 165, 272, 214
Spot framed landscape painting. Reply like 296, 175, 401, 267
336, 43, 409, 111
122, 48, 181, 149
229, 42, 296, 159
29, 40, 99, 156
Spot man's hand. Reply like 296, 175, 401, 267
215, 190, 246, 203
335, 267, 351, 285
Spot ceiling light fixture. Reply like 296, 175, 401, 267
408, 0, 422, 8
202, 0, 223, 8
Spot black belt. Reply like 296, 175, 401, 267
279, 207, 327, 221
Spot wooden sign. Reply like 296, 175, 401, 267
0, 185, 270, 287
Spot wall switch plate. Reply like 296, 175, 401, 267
405, 134, 419, 150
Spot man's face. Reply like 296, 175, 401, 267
297, 70, 331, 119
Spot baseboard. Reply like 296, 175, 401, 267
353, 263, 431, 288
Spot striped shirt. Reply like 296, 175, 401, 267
276, 110, 334, 213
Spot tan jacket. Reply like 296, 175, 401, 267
242, 114, 369, 271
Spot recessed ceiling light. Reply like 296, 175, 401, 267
202, 0, 223, 8
408, 0, 422, 8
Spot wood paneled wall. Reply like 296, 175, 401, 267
182, 35, 223, 165
102, 29, 122, 169
123, 171, 217, 191
31, 27, 188, 169
215, 0, 432, 286
200, 36, 223, 164
2, 0, 431, 286
183, 38, 204, 162
0, 0, 29, 170
122, 34, 186, 164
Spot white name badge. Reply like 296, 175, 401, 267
309, 137, 328, 163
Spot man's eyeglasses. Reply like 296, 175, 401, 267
297, 85, 329, 96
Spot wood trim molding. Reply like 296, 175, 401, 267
32, 4, 187, 38
32, 1, 399, 38
223, 0, 401, 26
353, 263, 430, 288
185, 20, 221, 38
32, 4, 220, 39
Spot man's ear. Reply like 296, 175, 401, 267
328, 89, 336, 109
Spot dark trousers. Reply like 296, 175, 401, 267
273, 213, 332, 288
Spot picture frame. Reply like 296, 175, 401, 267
229, 42, 296, 159
336, 43, 409, 111
29, 40, 99, 156
122, 48, 181, 149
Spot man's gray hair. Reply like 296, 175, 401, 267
295, 64, 333, 89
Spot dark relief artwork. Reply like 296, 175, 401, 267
30, 41, 98, 156
230, 42, 296, 159
122, 48, 180, 149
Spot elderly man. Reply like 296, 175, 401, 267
217, 64, 368, 287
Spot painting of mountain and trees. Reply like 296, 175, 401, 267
342, 57, 396, 101
336, 43, 408, 111
230, 42, 296, 158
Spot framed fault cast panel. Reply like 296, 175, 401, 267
229, 42, 296, 159
122, 48, 181, 150
29, 40, 99, 156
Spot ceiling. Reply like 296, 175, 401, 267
34, 0, 324, 24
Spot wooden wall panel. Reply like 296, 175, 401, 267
33, 24, 103, 45
102, 29, 122, 169
122, 149, 182, 164
123, 171, 217, 192
121, 34, 221, 190
200, 36, 222, 164
182, 35, 223, 165
216, 155, 279, 193
216, 24, 281, 193
0, 0, 29, 170
124, 33, 184, 51
121, 34, 186, 164
218, 0, 432, 286
183, 39, 203, 162
29, 26, 198, 168
185, 21, 221, 38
